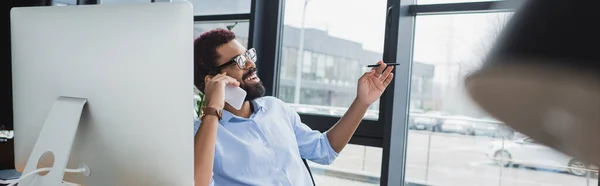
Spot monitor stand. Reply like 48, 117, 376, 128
20, 97, 88, 186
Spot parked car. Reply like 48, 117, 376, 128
408, 109, 425, 130
410, 115, 437, 130
422, 111, 451, 132
486, 137, 599, 176
408, 110, 448, 131
471, 122, 500, 137
440, 116, 475, 135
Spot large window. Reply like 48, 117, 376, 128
195, 0, 600, 185
276, 0, 389, 184
406, 12, 599, 186
278, 0, 386, 120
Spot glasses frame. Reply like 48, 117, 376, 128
209, 48, 256, 75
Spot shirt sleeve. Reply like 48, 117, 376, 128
286, 106, 339, 165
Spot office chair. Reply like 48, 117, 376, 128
302, 159, 316, 186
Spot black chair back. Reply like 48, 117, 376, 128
302, 159, 315, 186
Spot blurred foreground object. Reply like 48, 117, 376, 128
465, 0, 600, 167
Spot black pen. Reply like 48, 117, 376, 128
367, 63, 400, 68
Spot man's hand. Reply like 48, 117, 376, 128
356, 60, 394, 106
325, 61, 394, 153
203, 72, 240, 109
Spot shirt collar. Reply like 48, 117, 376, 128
220, 109, 236, 123
252, 100, 267, 112
220, 100, 267, 123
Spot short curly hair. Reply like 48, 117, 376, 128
194, 28, 237, 92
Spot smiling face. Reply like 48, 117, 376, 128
214, 39, 265, 101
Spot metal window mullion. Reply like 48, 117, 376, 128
249, 0, 284, 97
194, 14, 252, 22
380, 0, 416, 185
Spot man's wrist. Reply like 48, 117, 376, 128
200, 114, 219, 120
353, 97, 371, 108
205, 104, 224, 110
200, 106, 223, 120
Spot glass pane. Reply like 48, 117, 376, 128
189, 0, 251, 15
194, 22, 249, 48
279, 0, 387, 120
407, 12, 599, 186
417, 0, 498, 5
309, 144, 381, 186
52, 0, 76, 5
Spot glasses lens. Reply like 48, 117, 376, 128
234, 55, 245, 69
229, 48, 257, 70
247, 48, 257, 62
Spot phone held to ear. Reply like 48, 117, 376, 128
224, 85, 247, 110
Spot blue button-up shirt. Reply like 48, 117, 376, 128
194, 96, 339, 186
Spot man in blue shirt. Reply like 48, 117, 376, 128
193, 29, 394, 186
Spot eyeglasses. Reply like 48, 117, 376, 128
210, 48, 256, 75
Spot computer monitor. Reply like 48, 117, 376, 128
10, 2, 194, 185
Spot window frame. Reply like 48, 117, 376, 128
255, 0, 521, 185
255, 0, 522, 149
381, 1, 519, 186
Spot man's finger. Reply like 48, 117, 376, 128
383, 73, 394, 86
375, 61, 386, 75
208, 72, 225, 81
224, 78, 240, 87
205, 75, 214, 84
380, 65, 394, 80
210, 74, 225, 81
360, 69, 375, 80
211, 75, 240, 87
210, 73, 231, 84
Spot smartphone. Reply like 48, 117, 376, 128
224, 85, 247, 110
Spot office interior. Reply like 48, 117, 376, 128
1, 0, 598, 186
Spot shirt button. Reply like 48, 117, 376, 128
263, 141, 268, 146
274, 167, 280, 171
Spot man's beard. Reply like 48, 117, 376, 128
241, 68, 266, 101
241, 81, 266, 101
